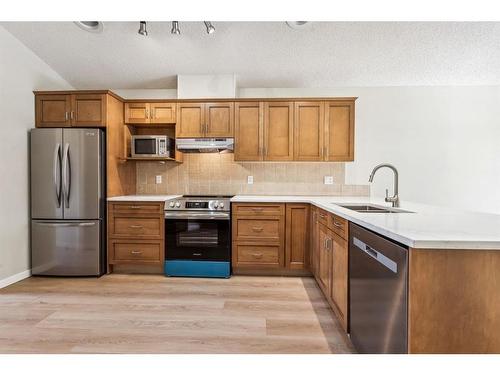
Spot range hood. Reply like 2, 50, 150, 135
176, 138, 234, 153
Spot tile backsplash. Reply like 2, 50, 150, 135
136, 153, 370, 196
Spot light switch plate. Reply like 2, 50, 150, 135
324, 176, 334, 185
156, 175, 162, 184
247, 176, 254, 184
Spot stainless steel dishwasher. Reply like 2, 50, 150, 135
349, 223, 408, 354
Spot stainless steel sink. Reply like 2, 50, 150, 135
333, 203, 414, 214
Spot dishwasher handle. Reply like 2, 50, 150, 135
353, 237, 398, 273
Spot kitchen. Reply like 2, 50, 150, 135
1, 4, 500, 372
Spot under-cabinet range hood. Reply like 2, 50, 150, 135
176, 138, 234, 153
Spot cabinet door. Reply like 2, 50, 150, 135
205, 102, 234, 137
234, 102, 263, 161
294, 101, 324, 161
125, 103, 150, 124
35, 94, 71, 127
150, 102, 176, 124
317, 224, 332, 294
285, 204, 310, 270
325, 101, 355, 161
71, 94, 106, 127
263, 101, 294, 161
176, 103, 205, 137
310, 207, 319, 276
331, 232, 348, 330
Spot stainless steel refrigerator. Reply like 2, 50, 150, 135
30, 128, 106, 276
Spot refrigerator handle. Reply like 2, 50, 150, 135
62, 143, 71, 208
53, 143, 62, 207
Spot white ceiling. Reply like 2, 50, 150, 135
3, 22, 500, 89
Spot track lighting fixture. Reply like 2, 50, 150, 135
138, 21, 148, 36
171, 21, 180, 35
204, 21, 215, 34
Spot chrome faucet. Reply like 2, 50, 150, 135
368, 163, 400, 208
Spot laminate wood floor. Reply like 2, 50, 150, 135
0, 274, 355, 354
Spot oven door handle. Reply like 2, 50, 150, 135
164, 212, 230, 220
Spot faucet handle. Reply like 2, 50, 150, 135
385, 189, 389, 199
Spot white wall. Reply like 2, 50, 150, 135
0, 26, 73, 286
240, 87, 500, 214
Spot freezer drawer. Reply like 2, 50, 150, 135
31, 220, 102, 276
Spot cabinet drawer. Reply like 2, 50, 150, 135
328, 213, 348, 240
112, 217, 161, 237
111, 242, 162, 262
234, 218, 281, 241
110, 202, 163, 215
233, 203, 284, 216
234, 243, 282, 267
317, 208, 329, 226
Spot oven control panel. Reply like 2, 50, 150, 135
165, 197, 231, 212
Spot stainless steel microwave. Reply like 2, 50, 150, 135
131, 135, 174, 158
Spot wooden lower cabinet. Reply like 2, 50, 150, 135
107, 201, 165, 271
285, 204, 310, 270
317, 223, 332, 293
312, 209, 349, 332
330, 231, 348, 331
232, 203, 309, 274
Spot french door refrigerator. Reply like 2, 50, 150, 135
30, 128, 106, 276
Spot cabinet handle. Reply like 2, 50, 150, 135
129, 225, 143, 229
130, 205, 142, 209
65, 112, 69, 121
252, 253, 263, 259
251, 207, 264, 212
151, 108, 155, 119
70, 111, 74, 120
131, 250, 142, 254
145, 109, 149, 119
252, 226, 264, 232
319, 213, 327, 219
333, 221, 343, 229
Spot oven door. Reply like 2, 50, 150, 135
165, 213, 230, 261
132, 137, 158, 157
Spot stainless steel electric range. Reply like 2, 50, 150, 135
164, 195, 232, 278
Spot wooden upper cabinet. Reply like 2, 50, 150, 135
35, 93, 107, 127
325, 101, 355, 161
234, 102, 263, 161
176, 103, 205, 138
125, 103, 150, 124
285, 204, 310, 270
205, 102, 234, 137
72, 94, 106, 127
124, 102, 176, 124
35, 94, 72, 127
263, 101, 294, 161
294, 101, 324, 161
150, 102, 176, 124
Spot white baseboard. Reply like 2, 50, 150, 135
0, 269, 31, 289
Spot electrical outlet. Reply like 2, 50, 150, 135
324, 176, 334, 185
247, 176, 254, 184
155, 175, 162, 184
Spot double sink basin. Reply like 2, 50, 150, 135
333, 203, 414, 214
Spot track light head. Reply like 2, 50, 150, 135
204, 21, 215, 34
138, 21, 148, 36
171, 21, 180, 35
